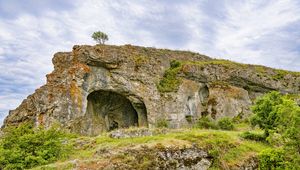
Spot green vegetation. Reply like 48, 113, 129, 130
194, 116, 218, 129
194, 116, 235, 130
188, 59, 247, 69
188, 59, 300, 79
272, 69, 300, 80
258, 148, 285, 170
191, 92, 300, 169
217, 117, 235, 130
250, 91, 283, 138
31, 128, 270, 170
250, 91, 300, 143
133, 54, 148, 69
0, 123, 72, 170
91, 31, 108, 44
208, 81, 231, 89
157, 58, 299, 93
5, 106, 296, 170
155, 118, 169, 128
1, 91, 299, 169
185, 115, 193, 123
241, 131, 265, 142
247, 91, 300, 169
157, 60, 182, 92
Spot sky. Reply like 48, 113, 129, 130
0, 0, 300, 124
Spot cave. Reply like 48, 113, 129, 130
85, 90, 147, 132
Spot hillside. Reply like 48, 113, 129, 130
3, 44, 300, 134
0, 44, 299, 170
30, 127, 268, 170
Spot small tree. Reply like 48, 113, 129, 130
250, 91, 283, 137
92, 31, 108, 44
250, 91, 300, 168
0, 123, 72, 169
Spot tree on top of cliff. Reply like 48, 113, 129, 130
92, 31, 109, 44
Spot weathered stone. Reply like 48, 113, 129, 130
94, 145, 212, 170
109, 127, 168, 138
206, 84, 252, 120
2, 44, 300, 135
156, 146, 211, 170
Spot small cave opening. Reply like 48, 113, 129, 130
86, 90, 147, 133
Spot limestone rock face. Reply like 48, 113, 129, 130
3, 45, 300, 135
206, 84, 252, 120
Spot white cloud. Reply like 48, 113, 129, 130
0, 0, 165, 124
0, 0, 300, 124
212, 0, 300, 68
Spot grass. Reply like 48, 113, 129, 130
30, 127, 271, 170
187, 59, 247, 69
223, 140, 269, 167
31, 162, 74, 170
157, 60, 183, 92
186, 59, 300, 77
157, 59, 300, 93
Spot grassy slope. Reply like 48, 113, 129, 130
157, 59, 300, 93
31, 125, 269, 170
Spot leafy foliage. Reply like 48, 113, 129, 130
0, 123, 72, 170
250, 91, 283, 137
195, 116, 218, 129
251, 91, 300, 147
274, 98, 300, 152
241, 131, 265, 142
91, 31, 109, 44
157, 60, 182, 92
155, 118, 169, 128
250, 91, 300, 169
170, 60, 181, 68
217, 117, 234, 130
259, 148, 285, 170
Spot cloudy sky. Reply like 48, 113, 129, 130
0, 0, 300, 124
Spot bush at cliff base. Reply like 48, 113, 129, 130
217, 117, 234, 130
250, 91, 300, 169
0, 123, 72, 170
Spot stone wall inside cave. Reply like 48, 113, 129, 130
86, 91, 139, 131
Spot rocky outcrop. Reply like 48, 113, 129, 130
3, 44, 300, 135
90, 144, 212, 170
109, 127, 168, 139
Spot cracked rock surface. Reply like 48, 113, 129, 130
3, 44, 300, 135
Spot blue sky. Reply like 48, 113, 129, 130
1, 0, 300, 124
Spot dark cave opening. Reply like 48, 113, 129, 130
86, 90, 147, 132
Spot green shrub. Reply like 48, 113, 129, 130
185, 115, 193, 123
259, 148, 285, 170
276, 98, 300, 153
195, 117, 218, 129
251, 92, 300, 169
157, 60, 182, 92
241, 131, 265, 141
217, 117, 234, 130
251, 91, 284, 137
266, 132, 284, 147
155, 119, 169, 128
251, 91, 300, 145
232, 115, 242, 123
170, 60, 181, 68
0, 123, 72, 170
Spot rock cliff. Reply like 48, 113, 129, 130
3, 44, 300, 135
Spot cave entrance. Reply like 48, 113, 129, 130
86, 90, 147, 133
